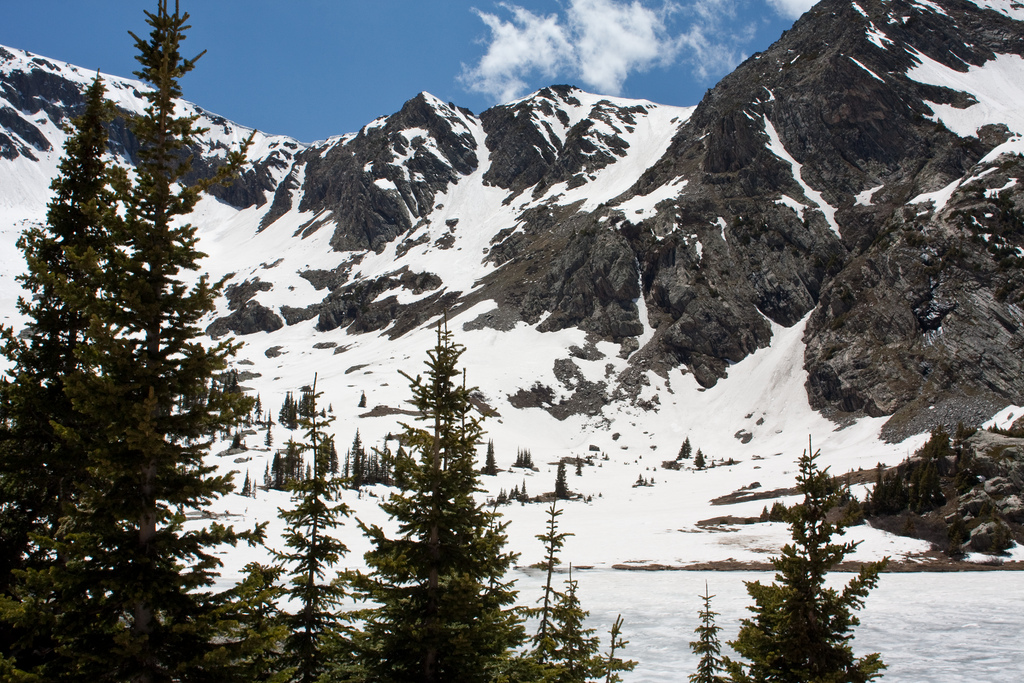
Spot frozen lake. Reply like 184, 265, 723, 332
514, 568, 1024, 682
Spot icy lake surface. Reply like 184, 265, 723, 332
515, 569, 1024, 682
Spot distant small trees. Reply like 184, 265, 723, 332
514, 447, 536, 469
279, 391, 299, 430
694, 449, 707, 470
679, 437, 693, 460
555, 461, 571, 499
865, 426, 950, 517
341, 430, 394, 488
484, 439, 498, 475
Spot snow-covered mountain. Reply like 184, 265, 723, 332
3, 0, 1024, 581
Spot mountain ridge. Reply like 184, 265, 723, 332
2, 0, 1023, 443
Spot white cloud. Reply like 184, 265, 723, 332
460, 0, 765, 103
766, 0, 818, 19
461, 4, 575, 103
568, 0, 681, 94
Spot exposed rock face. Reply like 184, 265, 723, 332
207, 278, 284, 337
3, 0, 1024, 430
260, 93, 479, 252
0, 45, 302, 207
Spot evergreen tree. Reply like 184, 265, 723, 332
355, 322, 523, 682
211, 563, 289, 683
694, 449, 706, 470
4, 3, 258, 679
297, 386, 316, 419
484, 439, 498, 476
725, 443, 887, 683
689, 584, 725, 683
358, 391, 367, 408
555, 461, 571, 500
275, 378, 352, 683
347, 430, 365, 489
601, 615, 636, 683
866, 464, 908, 516
515, 448, 535, 469
533, 501, 571, 663
0, 72, 114, 669
679, 437, 693, 460
547, 567, 602, 682
947, 514, 967, 557
279, 392, 299, 430
329, 437, 340, 476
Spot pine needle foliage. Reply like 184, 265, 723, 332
532, 501, 572, 663
547, 567, 602, 682
0, 72, 115, 669
689, 584, 725, 683
355, 321, 523, 683
726, 443, 887, 683
275, 377, 352, 683
3, 3, 257, 679
207, 562, 290, 683
601, 615, 637, 683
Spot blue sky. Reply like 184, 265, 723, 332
1, 0, 814, 142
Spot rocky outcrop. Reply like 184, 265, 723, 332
4, 0, 1024, 429
207, 278, 284, 337
261, 93, 479, 252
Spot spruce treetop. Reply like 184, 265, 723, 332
726, 443, 887, 683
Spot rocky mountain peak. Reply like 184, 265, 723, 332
2, 0, 1023, 439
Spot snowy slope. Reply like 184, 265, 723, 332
5, 0, 1024, 584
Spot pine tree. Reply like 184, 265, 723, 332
515, 448, 535, 469
358, 391, 367, 408
694, 449, 706, 470
355, 322, 523, 682
4, 3, 257, 679
211, 562, 289, 683
601, 615, 636, 683
679, 437, 693, 460
725, 443, 887, 683
484, 439, 498, 476
689, 583, 725, 683
548, 567, 602, 682
0, 72, 115, 669
348, 430, 365, 489
275, 377, 352, 683
555, 461, 571, 500
533, 501, 572, 664
279, 392, 298, 430
867, 464, 908, 515
329, 437, 340, 476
